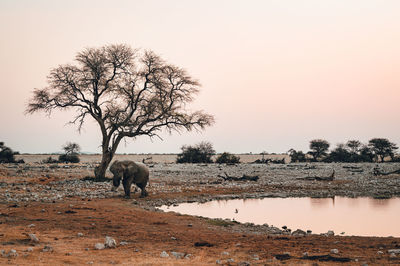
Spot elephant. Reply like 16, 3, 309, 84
109, 160, 149, 198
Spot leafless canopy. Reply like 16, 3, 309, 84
27, 44, 214, 178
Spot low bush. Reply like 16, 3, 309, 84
41, 156, 59, 163
58, 154, 80, 163
215, 152, 240, 164
177, 141, 215, 163
0, 142, 20, 163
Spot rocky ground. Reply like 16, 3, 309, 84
0, 159, 400, 265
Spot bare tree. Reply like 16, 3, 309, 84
27, 44, 214, 180
62, 142, 81, 155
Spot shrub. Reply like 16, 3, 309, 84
58, 154, 80, 163
177, 141, 215, 163
215, 152, 240, 164
41, 156, 59, 163
288, 149, 307, 163
0, 142, 18, 163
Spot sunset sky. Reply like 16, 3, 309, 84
1, 0, 399, 154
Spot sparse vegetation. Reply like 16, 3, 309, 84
0, 142, 24, 163
58, 142, 80, 163
176, 141, 215, 163
215, 152, 240, 164
308, 139, 330, 161
288, 149, 307, 163
41, 156, 59, 163
368, 138, 398, 162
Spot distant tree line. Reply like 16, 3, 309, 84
289, 138, 399, 163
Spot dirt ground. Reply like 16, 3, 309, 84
1, 157, 400, 265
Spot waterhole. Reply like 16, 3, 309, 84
160, 197, 400, 237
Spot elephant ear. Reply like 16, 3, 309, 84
126, 164, 139, 174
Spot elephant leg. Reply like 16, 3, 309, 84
122, 177, 133, 198
137, 182, 148, 198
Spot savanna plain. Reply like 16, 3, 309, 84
1, 154, 400, 265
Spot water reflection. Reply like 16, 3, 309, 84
160, 197, 400, 237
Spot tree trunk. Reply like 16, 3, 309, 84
94, 149, 113, 180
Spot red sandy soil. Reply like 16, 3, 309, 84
1, 196, 400, 265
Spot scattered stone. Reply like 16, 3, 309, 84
26, 247, 34, 252
251, 254, 259, 260
119, 241, 128, 246
0, 250, 5, 257
302, 252, 309, 257
388, 249, 400, 254
171, 251, 185, 259
94, 243, 105, 250
27, 224, 35, 228
160, 251, 169, 258
184, 253, 192, 259
41, 209, 46, 212
187, 224, 193, 227
77, 232, 84, 237
85, 248, 89, 251
42, 245, 53, 252
216, 259, 222, 264
390, 253, 397, 258
65, 252, 72, 256
327, 230, 335, 236
292, 229, 306, 236
330, 249, 339, 254
377, 251, 384, 255
221, 251, 230, 256
171, 236, 177, 240
134, 248, 140, 252
7, 249, 18, 258
105, 236, 117, 248
29, 233, 40, 243
307, 230, 312, 234
227, 258, 235, 263
237, 262, 250, 266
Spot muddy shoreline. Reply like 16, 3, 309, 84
1, 160, 400, 264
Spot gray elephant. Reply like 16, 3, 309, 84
109, 160, 149, 198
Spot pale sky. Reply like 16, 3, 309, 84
1, 0, 399, 154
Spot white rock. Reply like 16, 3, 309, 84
104, 236, 117, 248
221, 251, 230, 256
171, 251, 185, 259
27, 224, 35, 228
160, 251, 169, 258
8, 249, 18, 258
388, 249, 400, 254
327, 230, 335, 236
94, 243, 105, 250
29, 233, 40, 243
119, 241, 128, 246
77, 233, 84, 237
26, 247, 34, 252
330, 249, 339, 254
